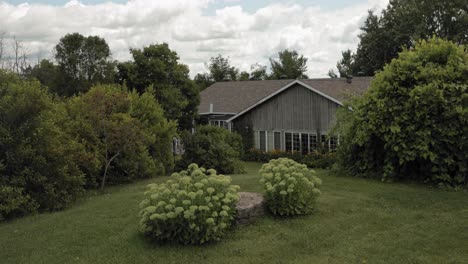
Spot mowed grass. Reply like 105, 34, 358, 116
1, 162, 467, 264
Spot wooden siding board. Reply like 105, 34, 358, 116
236, 84, 340, 133
254, 130, 260, 149
267, 131, 274, 151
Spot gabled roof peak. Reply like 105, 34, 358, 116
199, 77, 372, 115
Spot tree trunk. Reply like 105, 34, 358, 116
100, 152, 120, 190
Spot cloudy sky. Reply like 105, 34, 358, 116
0, 0, 389, 78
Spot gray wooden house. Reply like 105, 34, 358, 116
199, 77, 372, 153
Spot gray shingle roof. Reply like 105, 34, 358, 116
199, 77, 372, 114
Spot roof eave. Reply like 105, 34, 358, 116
199, 112, 237, 115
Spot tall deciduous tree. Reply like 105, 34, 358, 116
0, 70, 86, 212
269, 49, 308, 79
239, 71, 250, 81
67, 84, 177, 189
194, 73, 213, 91
24, 59, 63, 90
207, 54, 239, 81
54, 33, 116, 96
352, 10, 399, 76
249, 63, 268, 80
335, 49, 354, 77
117, 43, 199, 130
336, 0, 468, 77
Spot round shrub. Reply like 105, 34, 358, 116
0, 186, 38, 221
336, 38, 467, 186
179, 125, 244, 174
259, 158, 322, 216
138, 163, 240, 245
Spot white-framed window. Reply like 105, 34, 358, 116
292, 133, 300, 152
309, 134, 318, 152
301, 133, 309, 154
209, 120, 229, 130
284, 132, 299, 152
330, 136, 338, 151
281, 131, 339, 153
320, 134, 328, 150
285, 132, 292, 152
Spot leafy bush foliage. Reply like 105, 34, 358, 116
0, 186, 38, 221
245, 149, 336, 169
138, 163, 240, 244
179, 126, 244, 174
259, 158, 322, 216
0, 72, 177, 220
0, 71, 86, 212
66, 85, 177, 188
335, 38, 468, 186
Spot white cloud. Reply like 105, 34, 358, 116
0, 0, 389, 78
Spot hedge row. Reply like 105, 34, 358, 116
243, 149, 336, 169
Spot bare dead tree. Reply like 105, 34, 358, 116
19, 45, 30, 74
0, 32, 5, 69
12, 37, 22, 74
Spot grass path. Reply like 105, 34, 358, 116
1, 162, 467, 264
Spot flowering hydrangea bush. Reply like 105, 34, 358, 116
138, 163, 240, 244
259, 158, 322, 216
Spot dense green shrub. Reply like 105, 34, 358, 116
0, 186, 38, 221
0, 73, 177, 220
138, 163, 240, 244
66, 85, 177, 188
245, 149, 336, 169
0, 71, 86, 212
259, 158, 322, 216
179, 126, 244, 174
335, 38, 468, 186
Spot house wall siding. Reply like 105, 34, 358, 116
235, 84, 339, 131
233, 84, 340, 151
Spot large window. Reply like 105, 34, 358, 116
330, 136, 338, 151
285, 132, 292, 152
259, 131, 267, 152
292, 133, 300, 152
301, 133, 309, 154
283, 132, 338, 153
274, 132, 281, 150
209, 120, 229, 130
276, 131, 339, 153
309, 134, 318, 152
320, 134, 328, 149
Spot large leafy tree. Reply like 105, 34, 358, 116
207, 54, 239, 82
351, 10, 399, 76
54, 33, 116, 96
24, 59, 63, 90
117, 43, 199, 130
195, 60, 266, 87
269, 49, 308, 79
239, 71, 250, 81
208, 55, 239, 82
334, 0, 468, 76
328, 49, 355, 78
66, 84, 177, 189
335, 38, 468, 186
249, 63, 268, 80
194, 73, 213, 91
335, 50, 354, 78
0, 70, 86, 212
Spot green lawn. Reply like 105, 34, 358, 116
1, 162, 467, 264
